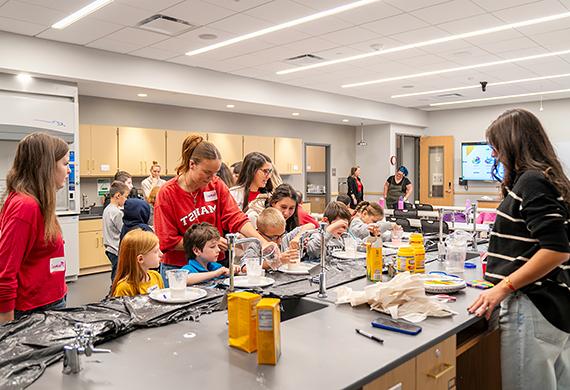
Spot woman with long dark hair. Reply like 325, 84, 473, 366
230, 152, 274, 211
0, 133, 70, 323
468, 109, 570, 390
347, 166, 364, 208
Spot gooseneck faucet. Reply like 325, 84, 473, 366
226, 234, 262, 292
63, 323, 111, 375
297, 222, 328, 297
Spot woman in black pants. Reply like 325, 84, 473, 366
347, 166, 364, 209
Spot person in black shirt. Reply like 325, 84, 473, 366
468, 108, 570, 390
383, 166, 413, 208
347, 166, 364, 208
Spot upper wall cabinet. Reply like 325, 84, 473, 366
119, 127, 165, 176
79, 124, 118, 177
208, 132, 243, 166
165, 131, 207, 176
243, 135, 275, 163
306, 145, 326, 173
274, 137, 302, 175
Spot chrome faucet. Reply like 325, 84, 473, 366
62, 323, 111, 375
226, 234, 262, 292
437, 205, 480, 260
299, 222, 328, 298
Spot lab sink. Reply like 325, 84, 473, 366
280, 298, 328, 322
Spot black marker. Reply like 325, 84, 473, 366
355, 328, 384, 344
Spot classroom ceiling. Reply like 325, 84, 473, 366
1, 0, 570, 111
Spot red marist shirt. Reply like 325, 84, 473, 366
0, 192, 66, 312
154, 176, 250, 266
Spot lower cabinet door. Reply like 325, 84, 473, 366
364, 358, 416, 390
416, 335, 456, 390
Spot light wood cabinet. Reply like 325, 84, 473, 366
79, 124, 118, 177
306, 195, 326, 214
243, 135, 275, 163
165, 131, 208, 175
275, 137, 302, 175
118, 127, 166, 176
306, 145, 326, 173
416, 335, 456, 390
364, 358, 416, 390
79, 219, 110, 275
208, 132, 243, 166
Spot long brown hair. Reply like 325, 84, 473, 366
111, 229, 159, 296
235, 152, 274, 211
268, 184, 300, 232
3, 132, 68, 241
486, 108, 570, 204
176, 134, 221, 175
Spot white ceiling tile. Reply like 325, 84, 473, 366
20, 0, 94, 13
438, 13, 504, 34
87, 38, 141, 53
397, 54, 451, 67
318, 26, 381, 46
518, 56, 570, 74
244, 0, 315, 24
37, 18, 123, 45
231, 67, 274, 79
294, 16, 353, 36
491, 0, 568, 23
90, 3, 152, 26
422, 39, 474, 54
129, 46, 179, 60
0, 1, 65, 25
102, 27, 168, 46
465, 29, 524, 45
384, 0, 450, 12
411, 0, 486, 25
206, 38, 274, 59
203, 0, 273, 12
389, 26, 449, 44
150, 26, 232, 52
497, 46, 549, 59
162, 0, 235, 26
334, 1, 403, 25
208, 13, 271, 35
227, 46, 299, 66
561, 0, 570, 10
282, 36, 338, 54
472, 0, 541, 12
261, 28, 312, 45
482, 36, 542, 54
114, 0, 184, 13
0, 15, 46, 35
361, 13, 429, 36
531, 28, 570, 50
292, 0, 352, 11
515, 15, 570, 36
314, 45, 367, 60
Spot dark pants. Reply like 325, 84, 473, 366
14, 295, 67, 320
105, 251, 119, 281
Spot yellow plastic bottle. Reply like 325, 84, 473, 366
396, 246, 415, 273
409, 232, 423, 246
366, 236, 383, 282
412, 245, 426, 274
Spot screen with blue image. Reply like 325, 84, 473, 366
461, 142, 504, 181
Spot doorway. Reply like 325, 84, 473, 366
396, 135, 420, 203
419, 136, 455, 206
304, 144, 330, 214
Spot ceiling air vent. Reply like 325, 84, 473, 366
436, 93, 464, 98
284, 54, 325, 66
138, 15, 197, 36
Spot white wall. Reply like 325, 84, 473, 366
79, 96, 356, 205
354, 124, 391, 203
426, 98, 570, 205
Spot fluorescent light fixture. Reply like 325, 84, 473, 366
342, 119, 350, 122
16, 73, 32, 82
52, 0, 114, 29
291, 112, 300, 116
342, 49, 570, 88
391, 73, 570, 98
137, 93, 148, 97
186, 0, 379, 57
429, 88, 570, 107
277, 11, 570, 75
226, 104, 235, 108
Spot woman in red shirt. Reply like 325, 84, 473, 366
0, 133, 70, 324
154, 135, 269, 278
347, 166, 364, 209
229, 152, 274, 211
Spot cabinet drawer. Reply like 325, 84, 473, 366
364, 358, 416, 390
79, 219, 103, 233
416, 335, 456, 390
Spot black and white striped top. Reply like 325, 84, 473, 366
484, 171, 570, 332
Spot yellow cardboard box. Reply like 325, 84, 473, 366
256, 298, 281, 365
228, 291, 261, 353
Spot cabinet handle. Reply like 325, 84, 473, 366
145, 161, 147, 172
427, 363, 454, 379
95, 237, 99, 248
139, 161, 143, 174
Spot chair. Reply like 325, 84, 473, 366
394, 209, 418, 219
421, 219, 449, 235
415, 203, 434, 211
391, 202, 415, 210
386, 216, 398, 223
394, 218, 415, 233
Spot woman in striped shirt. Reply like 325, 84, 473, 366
468, 109, 570, 390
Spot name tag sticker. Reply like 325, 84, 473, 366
50, 257, 66, 273
204, 190, 218, 202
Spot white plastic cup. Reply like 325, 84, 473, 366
166, 269, 189, 299
246, 258, 263, 284
446, 245, 467, 273
344, 236, 357, 254
392, 228, 403, 244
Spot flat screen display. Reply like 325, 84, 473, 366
461, 142, 504, 181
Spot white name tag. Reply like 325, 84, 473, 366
50, 257, 66, 273
148, 284, 159, 293
204, 190, 218, 202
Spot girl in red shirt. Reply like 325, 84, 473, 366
0, 133, 70, 324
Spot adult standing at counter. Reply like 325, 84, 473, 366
347, 166, 364, 209
230, 152, 273, 211
154, 135, 269, 279
383, 166, 413, 208
0, 133, 70, 324
141, 161, 166, 199
468, 109, 570, 390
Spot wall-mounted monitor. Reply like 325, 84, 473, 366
461, 142, 504, 181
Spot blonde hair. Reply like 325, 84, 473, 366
147, 186, 160, 205
176, 134, 221, 175
3, 132, 68, 242
111, 229, 159, 296
354, 201, 384, 218
257, 207, 285, 233
150, 161, 161, 171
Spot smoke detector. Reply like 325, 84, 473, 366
138, 15, 197, 36
357, 122, 367, 147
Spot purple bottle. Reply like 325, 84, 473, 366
398, 196, 404, 210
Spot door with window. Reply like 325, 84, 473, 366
420, 136, 454, 206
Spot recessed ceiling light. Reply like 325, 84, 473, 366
137, 93, 148, 97
186, 0, 379, 56
199, 33, 218, 40
52, 0, 114, 29
16, 73, 32, 82
392, 73, 570, 98
291, 112, 300, 116
276, 11, 570, 75
429, 88, 570, 107
342, 119, 350, 122
342, 48, 570, 88
226, 104, 235, 108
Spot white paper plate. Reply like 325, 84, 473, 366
149, 287, 208, 304
332, 250, 367, 260
222, 276, 275, 288
278, 263, 314, 274
383, 241, 409, 249
423, 276, 466, 294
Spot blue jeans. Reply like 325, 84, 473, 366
159, 263, 182, 288
105, 251, 118, 281
499, 292, 570, 390
14, 295, 67, 320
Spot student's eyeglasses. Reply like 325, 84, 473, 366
260, 230, 286, 242
259, 168, 273, 176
